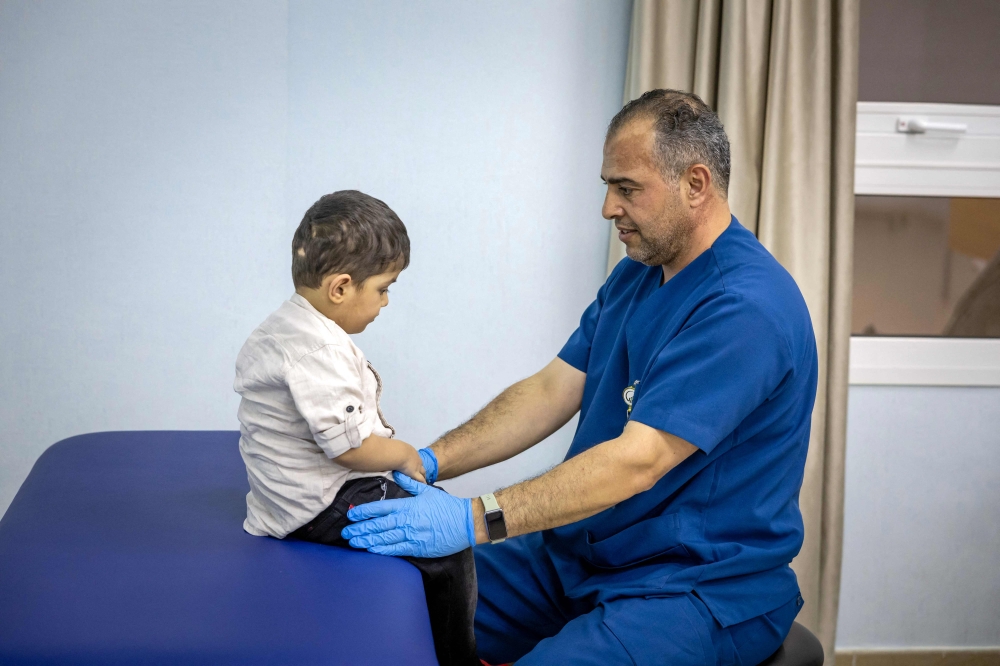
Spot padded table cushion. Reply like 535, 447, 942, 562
0, 431, 438, 665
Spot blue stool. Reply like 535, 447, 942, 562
759, 621, 824, 666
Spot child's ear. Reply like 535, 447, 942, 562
324, 274, 353, 304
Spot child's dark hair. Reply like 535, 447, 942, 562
292, 190, 410, 289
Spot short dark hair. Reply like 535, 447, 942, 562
607, 89, 731, 195
292, 190, 410, 289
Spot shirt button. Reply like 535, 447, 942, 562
346, 406, 355, 413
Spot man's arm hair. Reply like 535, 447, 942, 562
470, 420, 698, 542
430, 357, 586, 481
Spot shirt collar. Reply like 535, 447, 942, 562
288, 292, 353, 342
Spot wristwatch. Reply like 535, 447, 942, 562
480, 493, 507, 544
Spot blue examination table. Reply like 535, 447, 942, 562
0, 431, 438, 665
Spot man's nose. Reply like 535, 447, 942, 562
601, 191, 621, 221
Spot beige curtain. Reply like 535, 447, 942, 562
611, 0, 858, 657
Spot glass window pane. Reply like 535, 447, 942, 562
852, 195, 1000, 337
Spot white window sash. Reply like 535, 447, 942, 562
850, 337, 1000, 387
855, 101, 1000, 198
852, 102, 1000, 387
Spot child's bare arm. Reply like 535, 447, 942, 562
335, 435, 426, 483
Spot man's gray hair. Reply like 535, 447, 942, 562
607, 89, 731, 196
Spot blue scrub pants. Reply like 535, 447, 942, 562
474, 534, 802, 666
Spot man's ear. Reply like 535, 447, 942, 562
683, 164, 713, 207
323, 273, 353, 304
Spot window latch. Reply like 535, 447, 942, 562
896, 117, 968, 134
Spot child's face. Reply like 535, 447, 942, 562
332, 267, 402, 334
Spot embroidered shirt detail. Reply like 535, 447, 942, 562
622, 380, 640, 417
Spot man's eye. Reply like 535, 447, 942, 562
620, 186, 633, 196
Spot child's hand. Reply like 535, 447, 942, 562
397, 447, 426, 484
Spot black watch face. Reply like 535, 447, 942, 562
485, 510, 507, 541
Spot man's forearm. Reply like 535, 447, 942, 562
469, 421, 698, 543
430, 358, 585, 481
430, 378, 557, 480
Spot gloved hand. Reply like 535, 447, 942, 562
417, 447, 439, 484
341, 471, 475, 558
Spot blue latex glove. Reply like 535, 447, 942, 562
417, 447, 439, 484
341, 471, 475, 558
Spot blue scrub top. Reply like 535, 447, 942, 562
549, 217, 818, 628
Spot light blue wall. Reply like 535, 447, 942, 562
286, 0, 632, 498
837, 386, 1000, 648
0, 0, 290, 513
0, 0, 633, 514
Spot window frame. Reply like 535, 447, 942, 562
851, 102, 1000, 388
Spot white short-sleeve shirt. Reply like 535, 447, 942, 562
234, 293, 396, 538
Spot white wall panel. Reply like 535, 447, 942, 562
838, 386, 1000, 648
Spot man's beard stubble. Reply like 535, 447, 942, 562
624, 210, 697, 268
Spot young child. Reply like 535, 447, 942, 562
234, 190, 478, 666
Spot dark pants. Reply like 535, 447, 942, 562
291, 476, 479, 666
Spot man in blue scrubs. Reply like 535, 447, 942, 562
343, 89, 818, 665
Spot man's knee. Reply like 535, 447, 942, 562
474, 536, 571, 664
516, 594, 717, 666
